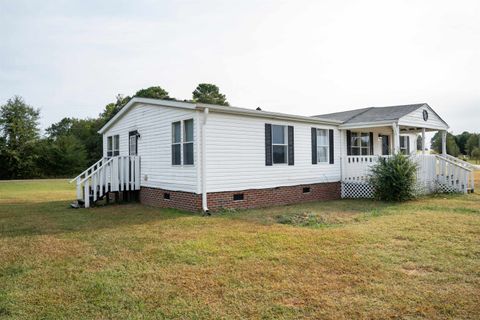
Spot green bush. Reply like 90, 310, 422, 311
369, 153, 418, 201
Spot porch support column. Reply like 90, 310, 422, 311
392, 123, 400, 154
421, 128, 426, 155
441, 130, 447, 155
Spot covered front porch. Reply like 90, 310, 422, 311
338, 122, 475, 198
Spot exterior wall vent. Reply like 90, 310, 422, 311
233, 193, 244, 201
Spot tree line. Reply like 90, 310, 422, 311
1, 86, 479, 180
0, 83, 229, 179
428, 131, 480, 161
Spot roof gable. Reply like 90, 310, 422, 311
398, 104, 449, 130
98, 98, 196, 134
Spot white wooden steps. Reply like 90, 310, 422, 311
70, 156, 141, 208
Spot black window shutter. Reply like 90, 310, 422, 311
311, 128, 317, 164
369, 132, 374, 155
288, 126, 294, 166
329, 129, 334, 164
346, 130, 352, 156
407, 136, 410, 154
265, 124, 272, 166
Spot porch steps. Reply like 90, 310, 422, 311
70, 156, 141, 208
71, 183, 139, 208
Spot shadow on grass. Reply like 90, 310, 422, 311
0, 200, 199, 238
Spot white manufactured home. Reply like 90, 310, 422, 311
71, 98, 475, 211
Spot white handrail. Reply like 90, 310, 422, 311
79, 157, 114, 184
438, 154, 475, 170
69, 157, 107, 183
434, 155, 473, 172
343, 154, 474, 194
74, 155, 141, 208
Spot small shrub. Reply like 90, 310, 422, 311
369, 153, 418, 201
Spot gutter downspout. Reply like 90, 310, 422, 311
201, 108, 209, 214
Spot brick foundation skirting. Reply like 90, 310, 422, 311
140, 187, 202, 212
140, 182, 341, 212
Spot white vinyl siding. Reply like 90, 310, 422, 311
103, 103, 198, 193
204, 112, 341, 192
398, 105, 448, 130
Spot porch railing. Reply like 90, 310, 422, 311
342, 154, 474, 194
71, 156, 141, 208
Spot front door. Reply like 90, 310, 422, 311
380, 135, 390, 155
129, 130, 138, 156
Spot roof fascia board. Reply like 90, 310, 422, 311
339, 121, 395, 129
196, 104, 342, 126
397, 121, 449, 131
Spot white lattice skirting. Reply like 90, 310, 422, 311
341, 179, 463, 199
341, 182, 375, 198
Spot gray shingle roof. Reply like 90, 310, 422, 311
314, 103, 427, 124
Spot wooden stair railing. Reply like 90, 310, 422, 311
70, 156, 141, 208
434, 155, 474, 193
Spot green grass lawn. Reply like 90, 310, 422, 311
0, 176, 479, 319
467, 159, 480, 165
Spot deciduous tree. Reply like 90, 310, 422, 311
430, 131, 460, 156
192, 83, 229, 106
0, 96, 40, 179
465, 134, 480, 157
471, 147, 480, 164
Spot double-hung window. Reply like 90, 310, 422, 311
351, 132, 370, 155
183, 119, 194, 165
107, 135, 119, 157
172, 122, 182, 165
172, 119, 194, 165
316, 129, 329, 163
272, 125, 288, 164
400, 136, 410, 155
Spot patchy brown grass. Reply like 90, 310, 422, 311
0, 179, 479, 319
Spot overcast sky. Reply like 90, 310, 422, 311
1, 0, 479, 134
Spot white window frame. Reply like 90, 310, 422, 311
400, 136, 409, 155
351, 132, 370, 156
107, 136, 113, 157
171, 121, 182, 166
129, 134, 137, 156
113, 135, 119, 156
316, 129, 330, 164
107, 135, 119, 157
171, 119, 194, 166
272, 124, 288, 164
183, 119, 194, 165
